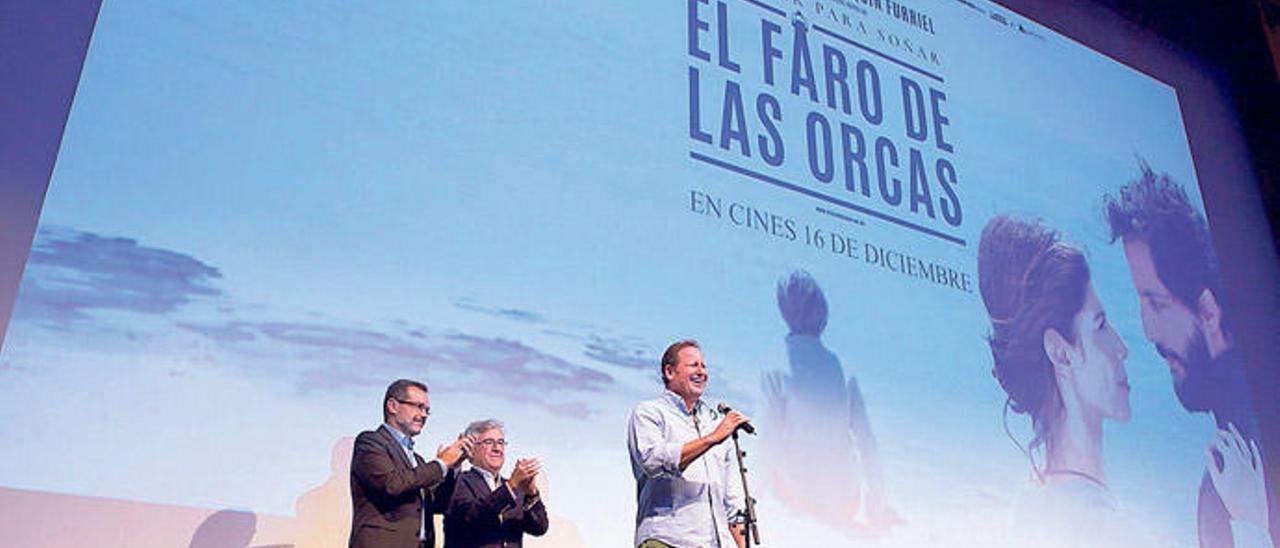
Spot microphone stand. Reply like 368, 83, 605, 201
730, 430, 760, 545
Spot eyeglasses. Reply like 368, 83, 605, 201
395, 399, 431, 415
476, 438, 507, 448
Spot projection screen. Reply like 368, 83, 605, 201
2, 1, 1277, 546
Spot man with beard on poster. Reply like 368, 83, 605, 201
627, 340, 752, 548
1105, 165, 1275, 548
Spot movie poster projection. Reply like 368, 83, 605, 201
1, 1, 1271, 546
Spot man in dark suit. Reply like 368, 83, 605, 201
443, 419, 548, 548
350, 379, 471, 548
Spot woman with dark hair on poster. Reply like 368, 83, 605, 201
978, 215, 1141, 547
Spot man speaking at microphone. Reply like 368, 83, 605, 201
627, 339, 752, 548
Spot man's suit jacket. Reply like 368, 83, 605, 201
349, 425, 455, 548
443, 468, 549, 548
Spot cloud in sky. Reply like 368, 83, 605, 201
176, 320, 615, 418
582, 334, 654, 370
9, 225, 623, 418
441, 333, 613, 391
451, 298, 664, 373
12, 226, 223, 326
453, 299, 546, 323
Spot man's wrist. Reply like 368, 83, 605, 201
506, 479, 523, 496
522, 490, 541, 510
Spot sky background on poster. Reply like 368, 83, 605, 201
0, 1, 1220, 545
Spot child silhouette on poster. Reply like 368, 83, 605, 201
761, 270, 898, 534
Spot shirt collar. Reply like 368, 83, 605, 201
475, 466, 500, 487
383, 422, 414, 450
662, 389, 703, 416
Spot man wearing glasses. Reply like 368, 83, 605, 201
350, 379, 472, 548
443, 419, 549, 547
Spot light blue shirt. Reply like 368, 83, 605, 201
627, 390, 744, 548
383, 423, 447, 541
383, 423, 447, 473
383, 423, 418, 465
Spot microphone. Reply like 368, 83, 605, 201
716, 403, 756, 435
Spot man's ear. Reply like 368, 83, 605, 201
1043, 328, 1073, 371
1196, 288, 1222, 334
1196, 287, 1232, 356
662, 363, 673, 383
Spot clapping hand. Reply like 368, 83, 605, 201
508, 457, 542, 496
438, 434, 474, 469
